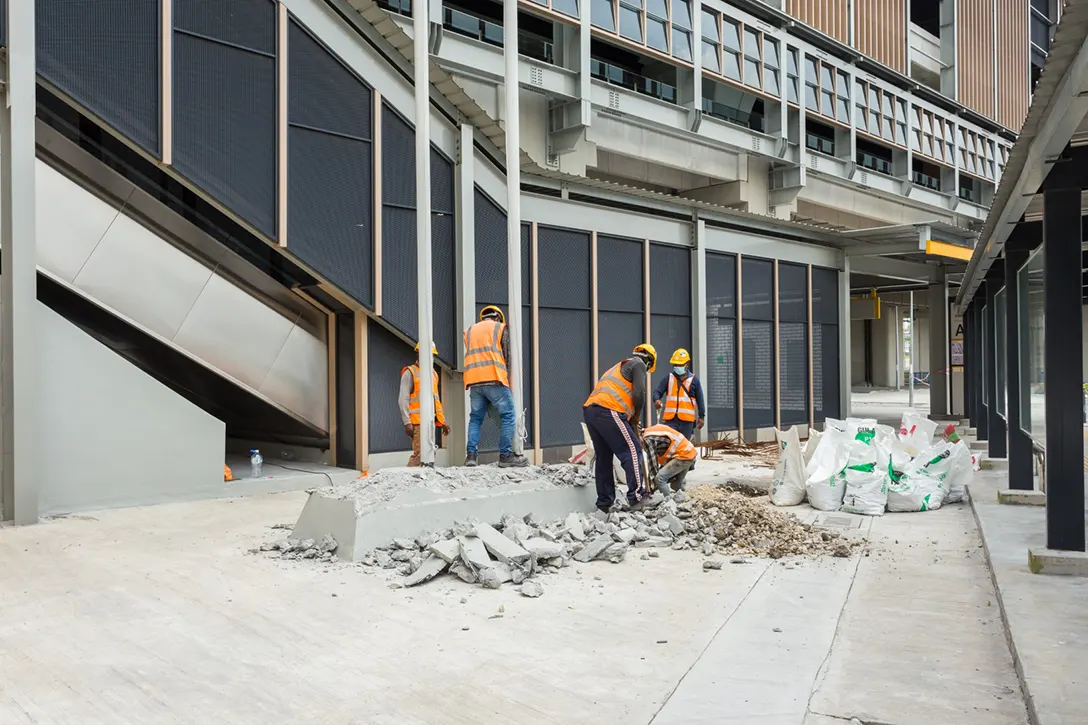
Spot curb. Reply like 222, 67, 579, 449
966, 482, 1040, 725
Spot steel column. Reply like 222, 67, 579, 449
963, 301, 973, 427
505, 0, 525, 455
928, 270, 950, 417
986, 271, 1007, 459
1005, 247, 1033, 490
1042, 186, 1085, 551
976, 289, 990, 443
414, 0, 436, 465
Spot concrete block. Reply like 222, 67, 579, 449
564, 512, 586, 541
458, 535, 492, 571
475, 522, 531, 565
478, 561, 513, 588
429, 538, 462, 563
403, 555, 448, 586
635, 536, 673, 548
603, 542, 629, 562
997, 489, 1046, 507
613, 528, 637, 545
660, 514, 685, 536
1028, 548, 1088, 576
981, 457, 1009, 471
573, 533, 614, 562
523, 538, 564, 560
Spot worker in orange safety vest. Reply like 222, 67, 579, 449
463, 305, 528, 468
399, 342, 451, 467
642, 424, 698, 502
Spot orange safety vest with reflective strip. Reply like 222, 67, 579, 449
584, 360, 635, 417
663, 373, 697, 423
463, 320, 510, 387
403, 365, 447, 426
644, 424, 697, 464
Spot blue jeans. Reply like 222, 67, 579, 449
467, 384, 516, 456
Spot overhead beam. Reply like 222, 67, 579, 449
850, 255, 940, 283
925, 239, 973, 261
844, 240, 927, 257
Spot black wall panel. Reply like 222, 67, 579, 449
812, 267, 840, 420
706, 252, 737, 430
37, 0, 160, 154
335, 312, 357, 467
287, 20, 374, 309
779, 263, 808, 425
598, 311, 644, 376
742, 257, 775, 428
539, 308, 592, 447
598, 235, 644, 312
649, 243, 691, 316
539, 227, 591, 309
369, 320, 415, 454
173, 0, 277, 237
651, 314, 692, 364
779, 263, 808, 323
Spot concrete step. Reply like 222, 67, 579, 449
981, 457, 1008, 471
969, 440, 988, 451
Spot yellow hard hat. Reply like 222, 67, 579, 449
633, 343, 657, 373
479, 305, 506, 324
414, 341, 438, 355
670, 348, 691, 366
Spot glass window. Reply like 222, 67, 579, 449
765, 67, 779, 95
868, 111, 879, 136
855, 79, 865, 106
764, 37, 779, 69
702, 39, 720, 72
647, 16, 668, 51
1019, 250, 1045, 440
723, 19, 741, 51
701, 9, 718, 40
743, 28, 760, 59
820, 63, 834, 90
982, 305, 989, 405
836, 71, 849, 99
553, 0, 579, 17
805, 81, 818, 111
745, 57, 761, 88
895, 122, 906, 146
804, 56, 818, 82
868, 85, 879, 108
911, 128, 921, 150
647, 0, 668, 18
882, 114, 894, 141
856, 103, 866, 128
672, 27, 691, 60
619, 4, 642, 41
671, 0, 691, 28
996, 288, 1007, 418
724, 50, 740, 80
591, 0, 616, 31
837, 96, 849, 122
821, 89, 834, 116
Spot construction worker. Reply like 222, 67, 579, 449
642, 424, 697, 501
653, 348, 706, 440
583, 343, 657, 513
463, 305, 528, 468
399, 342, 451, 467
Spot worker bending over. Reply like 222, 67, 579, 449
399, 342, 451, 467
642, 424, 697, 501
653, 347, 706, 439
463, 306, 528, 468
583, 343, 657, 513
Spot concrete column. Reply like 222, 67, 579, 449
691, 216, 708, 440
1005, 246, 1033, 490
0, 0, 39, 524
839, 255, 851, 417
451, 123, 476, 461
577, 0, 592, 127
928, 270, 950, 417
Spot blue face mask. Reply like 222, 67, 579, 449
673, 366, 687, 376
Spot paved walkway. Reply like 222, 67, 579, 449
0, 463, 1026, 725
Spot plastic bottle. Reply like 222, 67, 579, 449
250, 449, 263, 479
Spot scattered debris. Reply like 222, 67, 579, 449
703, 559, 724, 570
520, 581, 544, 598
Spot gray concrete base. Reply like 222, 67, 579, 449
292, 482, 597, 561
1028, 548, 1088, 577
997, 488, 1045, 506
982, 457, 1009, 471
969, 439, 988, 451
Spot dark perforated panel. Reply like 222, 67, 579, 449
37, 0, 160, 154
0, 0, 5, 45
598, 235, 644, 312
288, 127, 373, 307
812, 267, 839, 324
382, 105, 415, 207
598, 311, 644, 377
432, 211, 456, 363
368, 321, 416, 454
650, 244, 692, 316
780, 321, 808, 425
742, 257, 774, 321
432, 149, 455, 213
539, 308, 592, 447
779, 263, 808, 323
651, 314, 692, 361
382, 205, 417, 339
175, 0, 276, 54
743, 320, 775, 429
538, 227, 591, 310
474, 189, 508, 306
813, 324, 824, 416
288, 20, 371, 140
814, 323, 841, 419
173, 31, 277, 236
707, 252, 736, 318
708, 317, 737, 430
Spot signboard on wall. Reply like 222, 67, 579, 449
951, 322, 964, 370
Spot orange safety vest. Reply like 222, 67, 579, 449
403, 365, 447, 426
644, 424, 697, 464
663, 373, 697, 423
463, 320, 510, 387
584, 360, 635, 417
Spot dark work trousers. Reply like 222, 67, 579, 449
664, 418, 696, 469
584, 404, 643, 511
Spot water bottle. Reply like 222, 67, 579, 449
250, 449, 263, 479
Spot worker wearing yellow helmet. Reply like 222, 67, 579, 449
653, 347, 706, 442
399, 341, 451, 467
583, 343, 657, 513
463, 305, 528, 468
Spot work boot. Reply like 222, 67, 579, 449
464, 453, 478, 467
498, 453, 529, 468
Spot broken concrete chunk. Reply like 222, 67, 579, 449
634, 537, 673, 548
564, 512, 586, 541
703, 559, 724, 570
458, 535, 492, 572
408, 555, 424, 573
449, 561, 478, 584
523, 538, 565, 560
520, 580, 544, 598
546, 556, 566, 568
603, 542, 629, 563
612, 529, 637, 545
475, 523, 531, 565
478, 561, 513, 589
285, 538, 303, 552
404, 555, 449, 587
392, 538, 418, 551
390, 549, 415, 563
510, 561, 531, 585
375, 550, 397, 569
429, 538, 462, 563
301, 548, 318, 559
659, 514, 685, 536
415, 532, 440, 550
573, 533, 614, 563
648, 550, 660, 558
317, 534, 338, 554
702, 542, 715, 556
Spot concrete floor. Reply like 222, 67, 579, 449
0, 459, 1028, 725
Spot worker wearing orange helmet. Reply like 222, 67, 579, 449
463, 306, 528, 468
399, 342, 451, 467
583, 343, 657, 513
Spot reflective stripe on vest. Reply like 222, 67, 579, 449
663, 373, 697, 422
644, 424, 697, 464
404, 365, 447, 426
584, 361, 635, 417
463, 320, 510, 387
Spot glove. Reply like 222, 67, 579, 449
696, 418, 705, 430
442, 423, 451, 436
404, 423, 414, 437
654, 400, 663, 411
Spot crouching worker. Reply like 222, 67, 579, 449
643, 424, 697, 500
399, 342, 451, 467
583, 343, 657, 513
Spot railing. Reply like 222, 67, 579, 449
377, 0, 412, 18
912, 170, 941, 191
592, 58, 677, 104
443, 6, 503, 47
805, 133, 835, 156
702, 98, 764, 132
857, 151, 892, 176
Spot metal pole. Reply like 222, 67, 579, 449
908, 291, 915, 408
1, 0, 39, 524
414, 0, 436, 465
894, 304, 901, 392
505, 0, 525, 455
